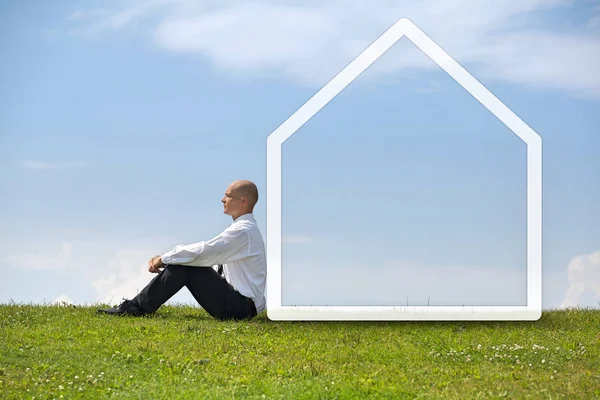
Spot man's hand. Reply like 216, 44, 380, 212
148, 255, 165, 273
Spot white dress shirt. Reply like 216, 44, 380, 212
160, 213, 267, 314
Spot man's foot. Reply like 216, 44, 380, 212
97, 299, 145, 316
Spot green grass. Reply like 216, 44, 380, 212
1, 304, 599, 399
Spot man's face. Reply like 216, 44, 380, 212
221, 183, 244, 217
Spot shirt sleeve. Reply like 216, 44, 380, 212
160, 225, 251, 266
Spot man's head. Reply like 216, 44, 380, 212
221, 180, 259, 219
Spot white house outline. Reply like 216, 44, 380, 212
266, 17, 542, 321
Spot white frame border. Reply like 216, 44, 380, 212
266, 18, 542, 321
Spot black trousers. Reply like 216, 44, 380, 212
132, 264, 257, 321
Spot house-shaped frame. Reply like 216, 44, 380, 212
266, 18, 542, 321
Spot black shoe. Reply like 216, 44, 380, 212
97, 299, 145, 316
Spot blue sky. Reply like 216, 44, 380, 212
1, 0, 598, 310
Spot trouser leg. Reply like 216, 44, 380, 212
132, 264, 189, 314
133, 264, 256, 321
184, 265, 256, 321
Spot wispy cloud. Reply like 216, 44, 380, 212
0, 235, 191, 305
21, 160, 88, 170
66, 0, 600, 98
21, 161, 57, 170
560, 250, 600, 308
282, 260, 530, 307
415, 79, 443, 94
66, 8, 109, 21
588, 3, 600, 29
66, 0, 177, 35
282, 235, 315, 244
4, 243, 73, 270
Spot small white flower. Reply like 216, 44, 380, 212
58, 385, 64, 390
542, 359, 545, 363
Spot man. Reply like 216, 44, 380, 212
98, 180, 266, 321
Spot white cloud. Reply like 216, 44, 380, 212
103, 0, 176, 30
4, 243, 73, 270
92, 247, 157, 304
66, 0, 600, 98
67, 0, 179, 35
91, 239, 197, 306
52, 294, 74, 305
560, 250, 600, 308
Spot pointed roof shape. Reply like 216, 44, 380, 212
266, 17, 542, 321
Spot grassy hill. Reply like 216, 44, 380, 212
1, 304, 598, 399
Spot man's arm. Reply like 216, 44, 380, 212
159, 227, 251, 267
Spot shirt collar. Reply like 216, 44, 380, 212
233, 213, 254, 222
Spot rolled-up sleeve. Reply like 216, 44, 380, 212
160, 226, 250, 266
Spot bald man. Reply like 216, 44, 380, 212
98, 180, 266, 321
